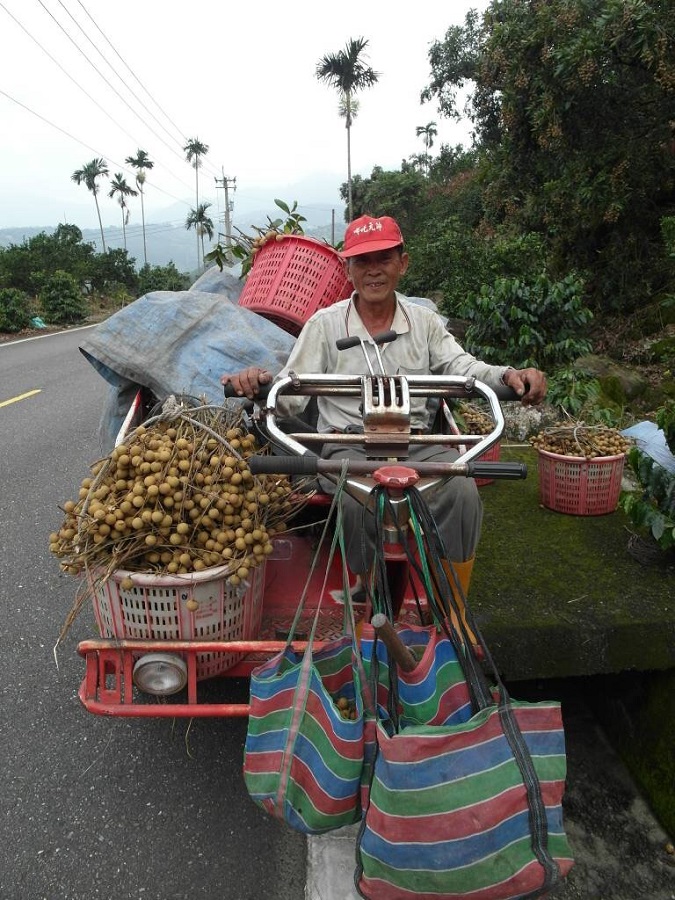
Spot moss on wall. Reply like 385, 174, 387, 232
470, 446, 674, 680
589, 671, 675, 840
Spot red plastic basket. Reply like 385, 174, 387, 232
537, 449, 625, 516
474, 441, 501, 487
238, 236, 352, 335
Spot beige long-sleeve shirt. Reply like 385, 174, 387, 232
275, 293, 510, 432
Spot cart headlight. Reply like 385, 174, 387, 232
132, 653, 188, 696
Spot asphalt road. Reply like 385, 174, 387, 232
0, 329, 306, 900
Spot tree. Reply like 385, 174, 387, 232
183, 138, 210, 269
415, 122, 438, 175
125, 149, 154, 266
316, 37, 379, 220
422, 1, 675, 312
137, 262, 190, 295
108, 173, 138, 251
0, 224, 95, 294
71, 158, 109, 252
341, 165, 427, 237
185, 203, 215, 272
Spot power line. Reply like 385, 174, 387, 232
0, 1, 200, 198
0, 86, 194, 210
34, 0, 199, 180
71, 0, 222, 183
1, 2, 227, 222
72, 0, 189, 150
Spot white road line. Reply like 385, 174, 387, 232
0, 323, 97, 347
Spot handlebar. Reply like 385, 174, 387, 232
224, 374, 522, 405
248, 454, 527, 481
223, 346, 525, 502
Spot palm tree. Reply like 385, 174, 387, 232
108, 173, 138, 251
185, 202, 214, 272
183, 138, 210, 269
316, 38, 379, 220
71, 158, 109, 251
125, 149, 154, 266
416, 122, 438, 175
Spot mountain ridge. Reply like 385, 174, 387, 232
0, 202, 347, 275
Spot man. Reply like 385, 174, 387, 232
222, 214, 546, 596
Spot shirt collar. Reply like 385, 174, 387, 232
345, 292, 411, 339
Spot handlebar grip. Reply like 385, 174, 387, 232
491, 384, 522, 402
335, 330, 398, 352
223, 381, 273, 402
335, 336, 361, 351
467, 461, 528, 480
248, 455, 319, 476
373, 329, 398, 346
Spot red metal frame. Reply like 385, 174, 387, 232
76, 528, 429, 717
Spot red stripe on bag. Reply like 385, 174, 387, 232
288, 756, 361, 815
248, 686, 298, 717
243, 751, 284, 774
378, 705, 563, 763
362, 780, 565, 843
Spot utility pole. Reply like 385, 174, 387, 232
215, 170, 237, 265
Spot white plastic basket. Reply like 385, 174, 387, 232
88, 563, 265, 679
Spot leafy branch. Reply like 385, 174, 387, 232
205, 199, 307, 276
620, 446, 675, 552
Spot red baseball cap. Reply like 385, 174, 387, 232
339, 215, 404, 258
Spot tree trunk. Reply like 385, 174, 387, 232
195, 165, 200, 272
94, 194, 107, 253
140, 190, 147, 266
347, 122, 353, 221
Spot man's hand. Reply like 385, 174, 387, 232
503, 367, 547, 405
221, 367, 273, 400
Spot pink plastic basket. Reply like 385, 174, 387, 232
238, 236, 352, 335
474, 441, 501, 487
537, 449, 625, 516
89, 563, 265, 679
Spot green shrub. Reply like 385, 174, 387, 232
656, 400, 675, 453
546, 367, 601, 418
137, 262, 191, 295
457, 273, 592, 370
39, 270, 88, 324
620, 447, 675, 552
0, 287, 32, 333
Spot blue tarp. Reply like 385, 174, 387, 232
622, 421, 675, 473
80, 270, 296, 450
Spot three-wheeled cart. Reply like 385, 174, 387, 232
76, 348, 525, 718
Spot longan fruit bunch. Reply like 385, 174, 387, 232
530, 424, 632, 459
49, 407, 298, 586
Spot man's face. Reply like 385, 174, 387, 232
345, 248, 409, 304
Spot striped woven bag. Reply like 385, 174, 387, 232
244, 634, 366, 833
355, 700, 574, 899
243, 470, 372, 834
360, 621, 472, 727
354, 486, 574, 899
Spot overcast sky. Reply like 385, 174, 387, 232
0, 0, 490, 231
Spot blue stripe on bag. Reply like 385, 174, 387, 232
371, 734, 565, 790
361, 809, 538, 869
